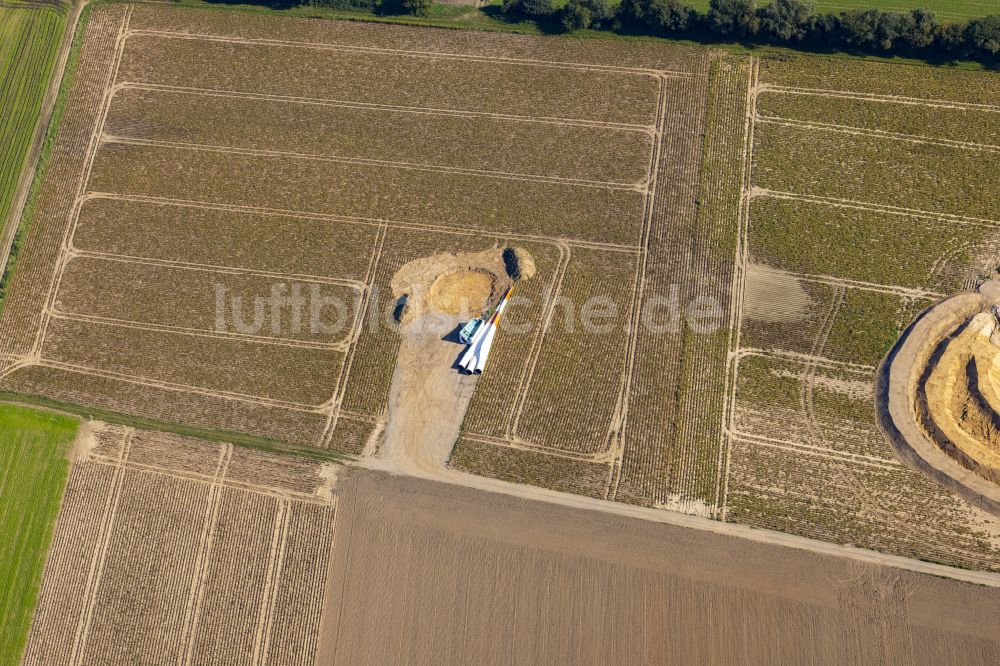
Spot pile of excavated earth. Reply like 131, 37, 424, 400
879, 281, 1000, 514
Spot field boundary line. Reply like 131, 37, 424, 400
68, 427, 134, 666
118, 82, 658, 133
0, 0, 83, 285
49, 310, 353, 352
755, 115, 1000, 153
126, 28, 695, 80
461, 433, 614, 463
718, 56, 758, 519
607, 73, 673, 499
87, 454, 334, 506
32, 358, 328, 411
752, 188, 1000, 228
729, 431, 902, 470
759, 85, 1000, 113
68, 245, 368, 289
362, 455, 1000, 587
320, 223, 387, 447
34, 5, 132, 357
102, 135, 647, 191
737, 347, 876, 374
777, 270, 944, 300
178, 442, 232, 666
251, 499, 291, 666
85, 193, 642, 253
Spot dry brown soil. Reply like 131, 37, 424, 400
316, 467, 1000, 665
376, 314, 477, 473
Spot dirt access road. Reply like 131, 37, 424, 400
317, 468, 1000, 665
376, 314, 477, 473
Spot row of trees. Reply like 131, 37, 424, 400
501, 0, 1000, 62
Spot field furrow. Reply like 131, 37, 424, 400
262, 502, 335, 666
25, 427, 337, 665
752, 123, 1000, 222
670, 57, 748, 508
78, 469, 210, 665
450, 437, 611, 498
72, 197, 380, 281
459, 242, 563, 440
188, 488, 280, 665
105, 86, 653, 185
514, 248, 637, 455
21, 464, 116, 665
758, 91, 1000, 147
87, 142, 646, 246
0, 4, 128, 359
117, 34, 661, 127
748, 196, 1000, 292
1, 364, 334, 446
54, 256, 362, 346
40, 317, 344, 406
759, 56, 1000, 106
727, 437, 1000, 573
128, 4, 705, 74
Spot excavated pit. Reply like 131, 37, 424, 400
878, 280, 1000, 514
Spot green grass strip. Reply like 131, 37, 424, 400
0, 403, 77, 666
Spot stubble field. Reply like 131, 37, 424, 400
23, 423, 336, 665
2, 1, 1000, 576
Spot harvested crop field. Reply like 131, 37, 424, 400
0, 3, 706, 463
723, 55, 1000, 570
22, 423, 337, 665
3, 1, 1000, 578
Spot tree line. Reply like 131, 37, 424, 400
502, 0, 1000, 63
299, 0, 998, 63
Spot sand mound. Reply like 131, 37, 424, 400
921, 310, 1000, 484
877, 281, 1000, 514
429, 270, 496, 316
503, 246, 536, 282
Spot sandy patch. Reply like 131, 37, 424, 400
428, 269, 495, 316
391, 247, 512, 324
376, 246, 534, 472
70, 420, 101, 464
743, 263, 812, 323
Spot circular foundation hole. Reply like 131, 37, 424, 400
428, 270, 496, 315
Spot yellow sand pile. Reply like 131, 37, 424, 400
921, 311, 1000, 484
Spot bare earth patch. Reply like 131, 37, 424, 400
743, 262, 812, 323
429, 269, 495, 316
377, 247, 531, 473
317, 467, 1000, 665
